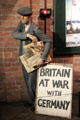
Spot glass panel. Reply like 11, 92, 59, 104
66, 0, 80, 47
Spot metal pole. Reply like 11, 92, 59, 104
44, 0, 47, 33
79, 92, 80, 117
45, 0, 47, 8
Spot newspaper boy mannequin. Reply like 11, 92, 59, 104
13, 7, 51, 110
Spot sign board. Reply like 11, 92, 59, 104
35, 63, 73, 119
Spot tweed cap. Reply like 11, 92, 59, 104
17, 7, 32, 16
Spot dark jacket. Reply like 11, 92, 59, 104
13, 21, 51, 61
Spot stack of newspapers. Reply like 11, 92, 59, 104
20, 41, 52, 73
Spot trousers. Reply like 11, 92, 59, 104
22, 65, 37, 105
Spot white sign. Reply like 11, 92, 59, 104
35, 63, 73, 119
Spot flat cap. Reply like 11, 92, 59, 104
17, 7, 32, 16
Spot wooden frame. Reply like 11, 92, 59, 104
54, 0, 80, 55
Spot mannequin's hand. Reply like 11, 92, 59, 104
27, 34, 37, 44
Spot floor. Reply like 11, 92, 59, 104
0, 102, 80, 120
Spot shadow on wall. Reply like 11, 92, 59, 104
0, 0, 18, 25
38, 16, 45, 33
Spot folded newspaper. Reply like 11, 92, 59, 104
20, 41, 52, 73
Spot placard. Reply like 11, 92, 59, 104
35, 63, 73, 119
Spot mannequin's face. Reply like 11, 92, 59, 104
21, 15, 31, 24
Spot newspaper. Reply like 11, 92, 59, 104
20, 41, 52, 73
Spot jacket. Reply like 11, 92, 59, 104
13, 21, 51, 61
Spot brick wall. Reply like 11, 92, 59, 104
0, 0, 80, 115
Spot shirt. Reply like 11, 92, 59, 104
22, 24, 30, 53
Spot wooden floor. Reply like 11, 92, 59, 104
0, 102, 80, 120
